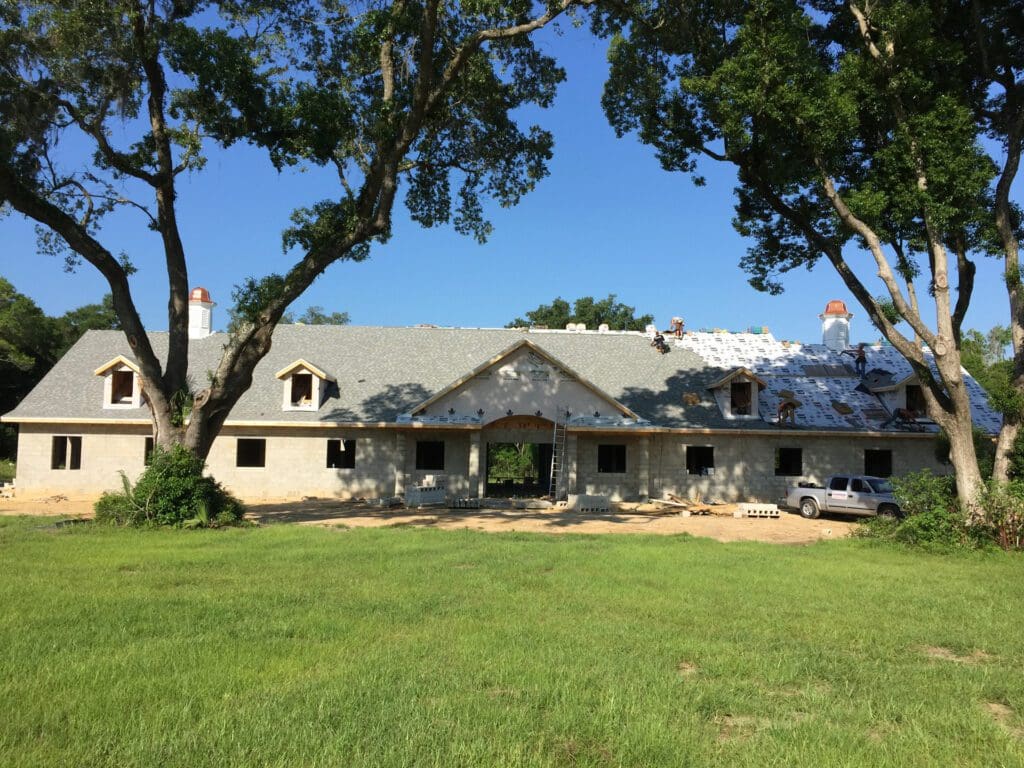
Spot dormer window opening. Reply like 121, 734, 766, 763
731, 381, 752, 416
905, 384, 926, 414
291, 373, 313, 406
111, 370, 135, 404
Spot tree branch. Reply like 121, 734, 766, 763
425, 0, 594, 116
0, 163, 170, 415
132, 0, 190, 396
815, 166, 937, 348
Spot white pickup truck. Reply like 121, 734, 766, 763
782, 475, 901, 519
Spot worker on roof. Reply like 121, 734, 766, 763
881, 407, 920, 430
777, 399, 798, 425
841, 343, 868, 376
651, 332, 669, 354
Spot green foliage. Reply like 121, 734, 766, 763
53, 293, 120, 356
282, 305, 351, 326
0, 276, 54, 372
963, 332, 1024, 422
487, 443, 539, 481
0, 458, 14, 484
228, 274, 288, 332
94, 445, 244, 528
977, 481, 1024, 551
857, 470, 964, 548
874, 295, 900, 326
857, 470, 1009, 550
0, 278, 118, 459
508, 294, 654, 331
599, 0, 1005, 295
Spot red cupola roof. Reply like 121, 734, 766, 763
823, 299, 849, 316
189, 287, 211, 303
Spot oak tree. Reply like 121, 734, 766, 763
0, 0, 592, 461
599, 0, 1022, 508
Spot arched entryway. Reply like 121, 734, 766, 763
481, 415, 554, 497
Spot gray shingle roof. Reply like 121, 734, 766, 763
3, 325, 1002, 434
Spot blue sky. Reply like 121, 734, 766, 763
0, 22, 1018, 346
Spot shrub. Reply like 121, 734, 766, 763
94, 445, 244, 527
857, 471, 1024, 551
857, 471, 981, 550
0, 458, 14, 484
978, 481, 1024, 551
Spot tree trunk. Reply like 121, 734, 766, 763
928, 360, 985, 512
945, 413, 984, 512
993, 417, 1019, 482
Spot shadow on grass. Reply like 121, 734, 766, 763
246, 499, 656, 529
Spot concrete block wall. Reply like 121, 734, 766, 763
574, 434, 644, 501
647, 433, 948, 503
401, 430, 472, 495
13, 423, 951, 504
15, 424, 403, 501
207, 426, 399, 500
15, 423, 150, 496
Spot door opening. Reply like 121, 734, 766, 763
486, 442, 553, 497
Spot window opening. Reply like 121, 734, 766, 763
730, 381, 752, 415
864, 449, 893, 477
236, 439, 266, 468
290, 373, 314, 406
51, 436, 82, 470
774, 447, 802, 476
905, 384, 926, 414
111, 370, 134, 404
686, 445, 714, 475
326, 439, 356, 469
144, 437, 155, 466
597, 444, 627, 473
416, 441, 445, 471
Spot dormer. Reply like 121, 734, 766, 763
94, 356, 143, 409
708, 367, 767, 420
860, 370, 927, 416
275, 359, 334, 411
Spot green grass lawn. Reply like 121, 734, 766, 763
1, 518, 1022, 767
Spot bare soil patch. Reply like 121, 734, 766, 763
676, 660, 699, 677
0, 495, 858, 544
920, 646, 993, 664
985, 702, 1024, 740
716, 715, 770, 742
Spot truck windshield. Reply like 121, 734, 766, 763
868, 479, 893, 494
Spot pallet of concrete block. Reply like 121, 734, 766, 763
405, 474, 448, 507
450, 497, 481, 509
733, 502, 780, 519
560, 494, 611, 513
405, 485, 446, 507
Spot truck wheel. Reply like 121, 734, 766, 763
799, 499, 820, 519
877, 504, 899, 519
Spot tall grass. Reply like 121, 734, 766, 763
0, 518, 1021, 767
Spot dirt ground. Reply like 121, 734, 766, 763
0, 495, 857, 544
